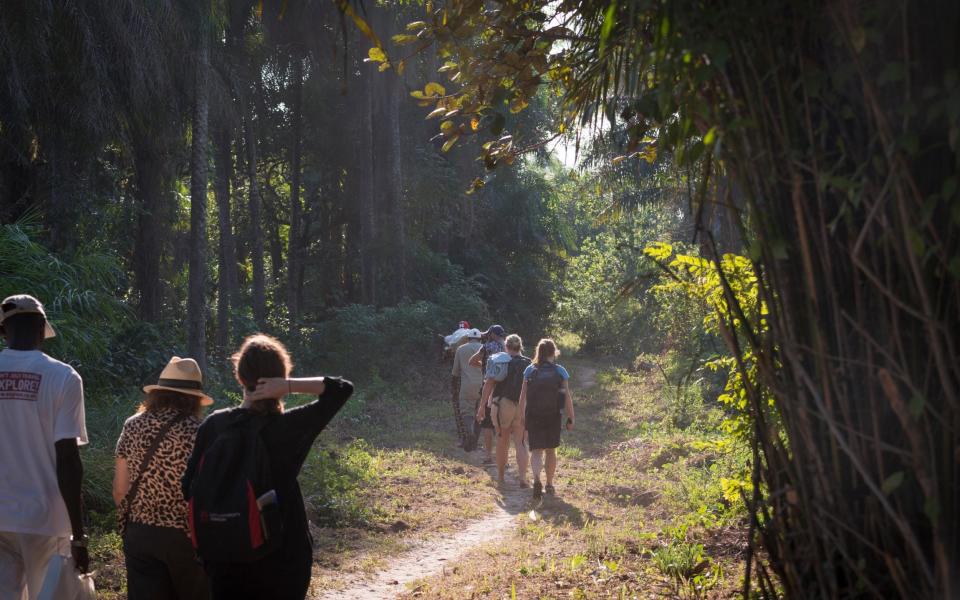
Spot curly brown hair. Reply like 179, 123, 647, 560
138, 390, 204, 417
231, 333, 293, 414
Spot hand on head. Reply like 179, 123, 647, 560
246, 377, 288, 401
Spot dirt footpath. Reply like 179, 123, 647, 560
314, 467, 528, 599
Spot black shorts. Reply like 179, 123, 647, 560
526, 412, 562, 450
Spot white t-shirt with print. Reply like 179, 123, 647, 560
0, 349, 87, 537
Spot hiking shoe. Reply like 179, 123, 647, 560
533, 480, 543, 500
545, 484, 556, 495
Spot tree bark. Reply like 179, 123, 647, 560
359, 63, 377, 306
131, 126, 166, 323
213, 124, 238, 354
242, 98, 267, 328
287, 55, 304, 328
187, 31, 210, 372
386, 59, 406, 300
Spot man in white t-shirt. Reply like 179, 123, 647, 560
0, 294, 89, 599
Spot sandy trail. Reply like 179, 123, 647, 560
314, 469, 528, 600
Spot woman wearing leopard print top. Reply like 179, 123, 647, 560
114, 357, 211, 600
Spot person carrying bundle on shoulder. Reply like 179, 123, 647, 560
451, 330, 483, 451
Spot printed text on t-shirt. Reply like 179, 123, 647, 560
0, 372, 43, 401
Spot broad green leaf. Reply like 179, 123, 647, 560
392, 34, 418, 45
406, 21, 427, 31
367, 47, 387, 63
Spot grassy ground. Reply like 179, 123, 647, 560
86, 356, 749, 599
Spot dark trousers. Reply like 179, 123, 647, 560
205, 548, 312, 600
124, 522, 210, 600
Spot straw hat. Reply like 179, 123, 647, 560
143, 356, 213, 406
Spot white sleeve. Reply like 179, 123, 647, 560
54, 370, 88, 445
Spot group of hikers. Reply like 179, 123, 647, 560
449, 323, 576, 500
0, 294, 353, 600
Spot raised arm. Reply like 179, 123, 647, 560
251, 376, 327, 399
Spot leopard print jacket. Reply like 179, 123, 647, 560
116, 408, 202, 534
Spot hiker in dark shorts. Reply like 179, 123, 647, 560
519, 338, 575, 500
182, 334, 353, 600
470, 325, 505, 465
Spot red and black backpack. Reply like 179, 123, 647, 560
188, 414, 283, 562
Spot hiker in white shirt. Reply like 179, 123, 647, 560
0, 294, 89, 599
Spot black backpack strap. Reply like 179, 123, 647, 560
121, 412, 189, 530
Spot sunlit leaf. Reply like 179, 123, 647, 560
367, 47, 387, 63
425, 82, 447, 96
441, 134, 460, 152
599, 1, 617, 56
703, 127, 717, 145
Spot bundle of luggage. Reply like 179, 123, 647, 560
438, 320, 482, 362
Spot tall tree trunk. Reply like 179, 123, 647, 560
366, 7, 405, 304
359, 69, 377, 306
286, 55, 304, 328
242, 99, 267, 328
187, 31, 210, 372
213, 124, 238, 354
386, 63, 405, 300
132, 127, 166, 323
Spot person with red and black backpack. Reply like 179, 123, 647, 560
182, 334, 353, 600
